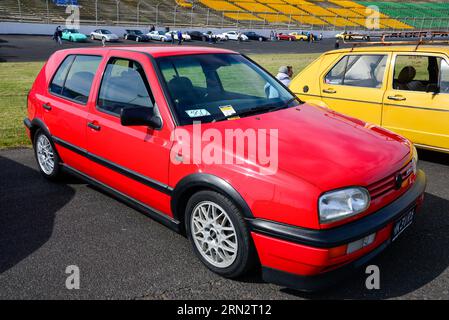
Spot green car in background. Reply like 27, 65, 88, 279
61, 29, 88, 42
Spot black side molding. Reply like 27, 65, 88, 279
248, 170, 426, 248
61, 164, 181, 232
23, 118, 32, 129
52, 136, 173, 196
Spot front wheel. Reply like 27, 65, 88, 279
90, 35, 95, 40
34, 129, 62, 180
185, 191, 257, 278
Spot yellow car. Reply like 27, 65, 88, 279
289, 32, 308, 41
290, 45, 449, 153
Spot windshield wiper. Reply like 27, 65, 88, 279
212, 97, 302, 122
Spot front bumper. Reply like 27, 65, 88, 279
248, 170, 427, 291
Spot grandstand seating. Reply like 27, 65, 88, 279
0, 0, 448, 31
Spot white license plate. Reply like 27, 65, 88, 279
392, 209, 415, 242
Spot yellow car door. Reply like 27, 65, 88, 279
321, 53, 391, 125
382, 53, 449, 152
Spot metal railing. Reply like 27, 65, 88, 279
2, 0, 449, 32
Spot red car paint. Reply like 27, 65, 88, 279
276, 33, 296, 41
25, 46, 426, 290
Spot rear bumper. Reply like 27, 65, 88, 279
248, 170, 427, 291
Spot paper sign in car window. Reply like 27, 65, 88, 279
219, 105, 236, 117
185, 109, 211, 118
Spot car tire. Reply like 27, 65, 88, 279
102, 37, 106, 42
125, 35, 128, 40
69, 36, 73, 42
185, 190, 257, 278
136, 37, 139, 42
225, 36, 229, 41
33, 129, 62, 181
90, 35, 95, 40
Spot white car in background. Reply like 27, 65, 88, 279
90, 29, 119, 42
165, 31, 192, 41
220, 31, 248, 41
147, 30, 172, 42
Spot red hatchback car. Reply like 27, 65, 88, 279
24, 46, 426, 291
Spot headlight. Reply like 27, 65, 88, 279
411, 145, 418, 175
319, 187, 370, 224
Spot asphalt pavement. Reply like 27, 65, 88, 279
0, 35, 343, 62
0, 148, 448, 299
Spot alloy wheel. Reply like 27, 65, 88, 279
190, 201, 238, 268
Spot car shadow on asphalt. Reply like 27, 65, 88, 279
0, 156, 76, 274
280, 192, 449, 299
418, 149, 449, 167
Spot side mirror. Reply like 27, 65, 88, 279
120, 106, 162, 129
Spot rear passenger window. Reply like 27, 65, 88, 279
325, 55, 388, 88
49, 55, 102, 104
61, 56, 102, 104
97, 58, 154, 116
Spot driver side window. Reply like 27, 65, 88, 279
97, 58, 154, 116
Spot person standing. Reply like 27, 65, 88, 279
335, 38, 340, 49
177, 30, 183, 45
54, 26, 62, 45
276, 66, 292, 87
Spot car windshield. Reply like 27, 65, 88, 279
156, 54, 301, 125
134, 30, 143, 35
158, 31, 165, 35
101, 30, 111, 34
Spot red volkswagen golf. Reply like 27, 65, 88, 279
24, 46, 426, 291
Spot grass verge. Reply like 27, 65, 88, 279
0, 53, 320, 149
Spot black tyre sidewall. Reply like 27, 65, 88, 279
33, 129, 61, 180
185, 190, 256, 278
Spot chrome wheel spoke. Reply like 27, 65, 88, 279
36, 135, 55, 175
191, 201, 238, 268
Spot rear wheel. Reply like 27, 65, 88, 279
34, 129, 62, 180
90, 34, 95, 40
136, 37, 140, 42
185, 190, 257, 278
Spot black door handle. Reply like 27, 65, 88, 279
88, 122, 101, 131
43, 103, 52, 111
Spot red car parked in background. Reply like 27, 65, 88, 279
277, 33, 296, 41
24, 46, 426, 291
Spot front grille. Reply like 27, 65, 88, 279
368, 160, 414, 199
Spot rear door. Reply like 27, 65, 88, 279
85, 50, 174, 215
44, 54, 102, 169
321, 53, 391, 125
382, 52, 449, 151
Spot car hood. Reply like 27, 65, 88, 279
193, 104, 411, 191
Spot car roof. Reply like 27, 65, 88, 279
54, 46, 237, 58
328, 45, 449, 55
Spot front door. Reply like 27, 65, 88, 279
321, 53, 391, 125
382, 53, 449, 151
86, 51, 174, 215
